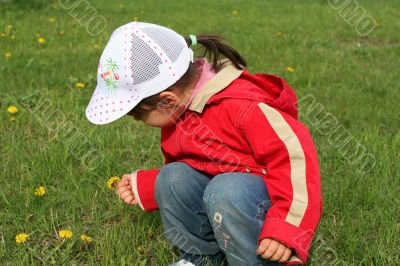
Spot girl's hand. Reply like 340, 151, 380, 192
256, 238, 292, 263
116, 174, 138, 205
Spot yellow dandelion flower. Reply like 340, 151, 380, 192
15, 233, 29, 244
59, 30, 65, 35
75, 82, 85, 89
136, 245, 145, 254
286, 66, 295, 73
38, 37, 46, 44
7, 105, 18, 113
48, 17, 56, 23
34, 186, 46, 196
107, 176, 120, 190
58, 229, 73, 239
0, 32, 5, 37
232, 10, 238, 16
7, 25, 12, 30
4, 52, 12, 60
10, 35, 16, 40
80, 234, 93, 243
93, 44, 99, 49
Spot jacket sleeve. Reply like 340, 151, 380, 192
242, 101, 322, 265
130, 169, 160, 211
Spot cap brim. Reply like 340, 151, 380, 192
85, 84, 142, 125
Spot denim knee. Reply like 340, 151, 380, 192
203, 173, 250, 206
203, 172, 271, 221
155, 161, 210, 209
155, 162, 191, 204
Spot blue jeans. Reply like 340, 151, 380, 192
155, 162, 283, 266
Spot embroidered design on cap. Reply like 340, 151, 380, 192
100, 58, 120, 92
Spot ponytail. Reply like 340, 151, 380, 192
184, 34, 247, 71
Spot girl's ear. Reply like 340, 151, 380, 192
159, 91, 180, 108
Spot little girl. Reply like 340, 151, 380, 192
86, 22, 322, 266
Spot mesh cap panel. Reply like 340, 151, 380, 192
130, 34, 162, 85
141, 26, 185, 63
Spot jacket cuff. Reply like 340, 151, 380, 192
130, 169, 159, 211
258, 218, 314, 265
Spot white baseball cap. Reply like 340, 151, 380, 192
85, 21, 194, 125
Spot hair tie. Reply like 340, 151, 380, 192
189, 34, 197, 46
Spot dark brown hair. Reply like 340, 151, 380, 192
127, 34, 247, 120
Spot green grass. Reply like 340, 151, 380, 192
0, 0, 399, 265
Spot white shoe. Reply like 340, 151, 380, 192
169, 259, 196, 266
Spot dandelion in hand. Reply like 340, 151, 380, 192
7, 105, 18, 114
34, 186, 46, 196
15, 233, 29, 244
80, 234, 93, 243
107, 176, 120, 190
58, 229, 73, 239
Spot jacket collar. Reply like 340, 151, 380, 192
188, 59, 244, 113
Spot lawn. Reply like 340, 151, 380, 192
0, 0, 399, 265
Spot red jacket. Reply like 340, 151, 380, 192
130, 59, 322, 265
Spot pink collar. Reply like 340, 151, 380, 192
184, 58, 216, 109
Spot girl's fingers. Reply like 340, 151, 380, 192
120, 190, 133, 199
124, 195, 134, 204
121, 174, 131, 182
117, 179, 129, 188
279, 247, 292, 263
114, 175, 136, 205
118, 186, 131, 194
118, 178, 129, 185
116, 187, 130, 197
271, 244, 286, 261
256, 238, 271, 255
261, 240, 279, 259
